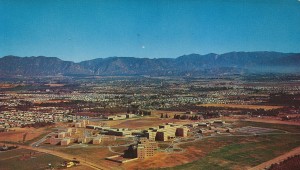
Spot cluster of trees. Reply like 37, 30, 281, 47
37, 100, 90, 109
251, 109, 280, 116
127, 105, 151, 115
269, 93, 300, 106
165, 105, 200, 112
239, 109, 280, 117
136, 110, 151, 116
123, 145, 137, 158
21, 122, 54, 128
190, 86, 232, 92
0, 105, 8, 112
161, 113, 170, 118
173, 114, 202, 120
172, 112, 220, 120
91, 107, 127, 114
281, 116, 300, 121
165, 104, 235, 112
201, 112, 220, 119
0, 145, 18, 151
15, 100, 34, 111
269, 155, 300, 170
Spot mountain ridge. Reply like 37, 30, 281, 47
1, 51, 300, 77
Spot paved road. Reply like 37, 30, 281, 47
108, 146, 123, 154
31, 132, 55, 147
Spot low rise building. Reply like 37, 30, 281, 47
145, 131, 157, 141
101, 135, 117, 142
49, 138, 61, 145
78, 137, 94, 144
176, 127, 188, 137
92, 137, 102, 144
61, 138, 71, 146
107, 128, 132, 136
58, 132, 66, 138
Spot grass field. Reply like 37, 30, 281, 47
122, 121, 300, 170
0, 149, 65, 170
235, 121, 300, 133
162, 121, 300, 170
123, 147, 205, 170
198, 104, 283, 110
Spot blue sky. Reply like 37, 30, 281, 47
1, 0, 300, 62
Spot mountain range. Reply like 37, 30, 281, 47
0, 51, 299, 77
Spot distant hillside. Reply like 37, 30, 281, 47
0, 56, 89, 76
0, 52, 299, 77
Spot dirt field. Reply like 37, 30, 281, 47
0, 127, 50, 143
198, 104, 283, 110
122, 147, 204, 170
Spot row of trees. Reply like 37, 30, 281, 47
173, 114, 202, 120
172, 112, 220, 120
239, 109, 280, 116
21, 122, 54, 128
269, 93, 300, 106
281, 116, 300, 121
269, 155, 300, 170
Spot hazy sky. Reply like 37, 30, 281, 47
1, 0, 300, 62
